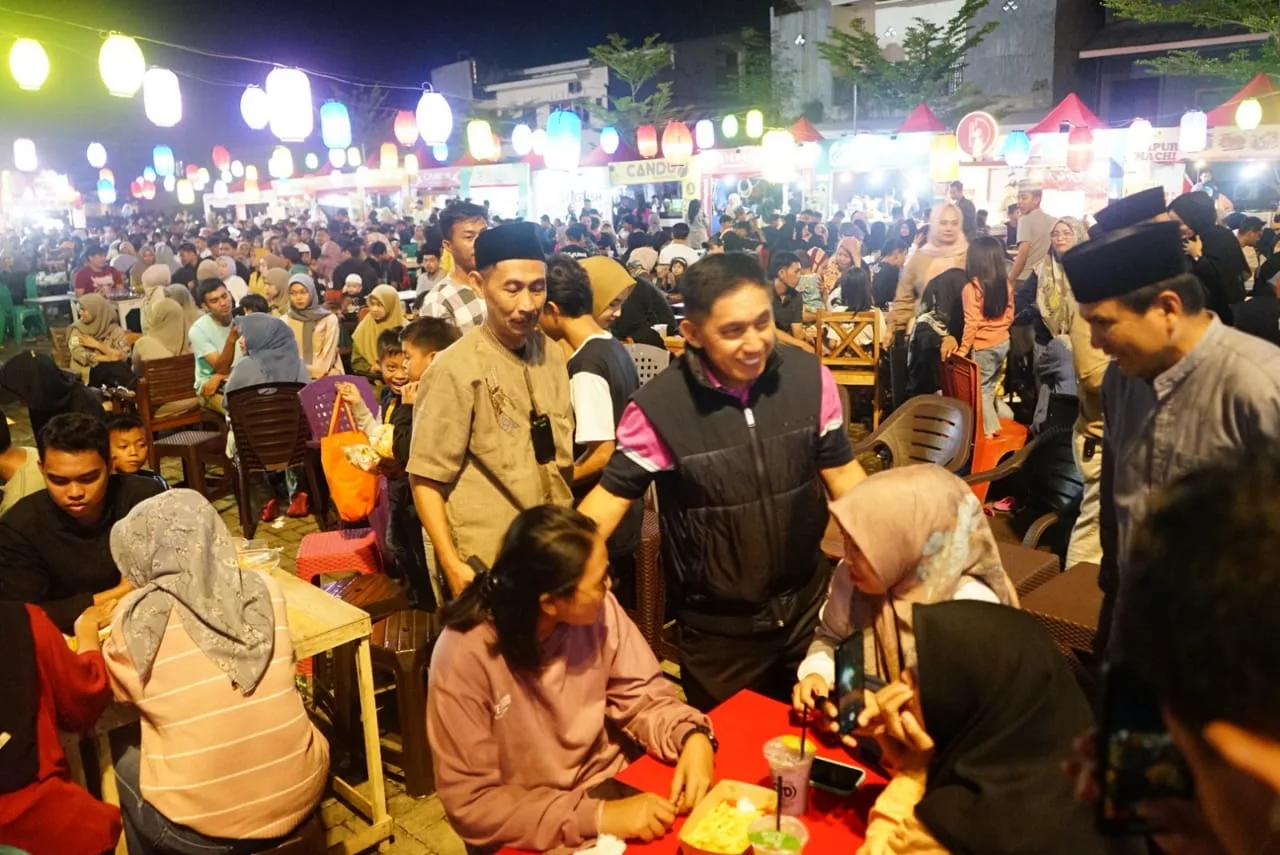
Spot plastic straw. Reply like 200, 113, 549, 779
799, 713, 808, 759
775, 776, 783, 831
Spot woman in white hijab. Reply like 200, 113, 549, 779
889, 203, 969, 334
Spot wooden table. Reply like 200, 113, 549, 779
77, 569, 393, 855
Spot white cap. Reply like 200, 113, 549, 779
294, 242, 311, 254
345, 273, 363, 285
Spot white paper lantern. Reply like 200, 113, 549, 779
197, 167, 210, 185
1236, 98, 1263, 131
219, 169, 231, 183
230, 159, 244, 178
328, 148, 346, 168
268, 146, 294, 179
86, 142, 108, 169
1126, 118, 1153, 153
1179, 110, 1207, 154
512, 123, 534, 156
416, 91, 452, 146
722, 114, 739, 139
13, 138, 36, 172
163, 174, 176, 192
176, 178, 195, 205
346, 146, 361, 167
695, 119, 715, 150
240, 85, 269, 130
600, 126, 619, 155
266, 68, 313, 141
304, 152, 319, 170
99, 34, 145, 97
9, 39, 49, 92
244, 164, 258, 182
143, 68, 182, 127
761, 129, 795, 182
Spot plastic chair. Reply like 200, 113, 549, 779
631, 509, 678, 663
851, 396, 973, 472
9, 276, 47, 342
625, 343, 671, 386
225, 382, 328, 538
940, 354, 1029, 500
297, 375, 379, 447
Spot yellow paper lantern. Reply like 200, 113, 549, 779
1236, 97, 1263, 131
745, 109, 764, 139
346, 146, 361, 168
99, 34, 145, 97
467, 120, 495, 160
404, 153, 419, 175
9, 38, 49, 91
244, 164, 259, 182
930, 134, 960, 182
380, 142, 398, 171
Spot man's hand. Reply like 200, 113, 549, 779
940, 335, 959, 360
792, 673, 832, 714
1140, 800, 1229, 855
669, 732, 715, 814
599, 793, 677, 842
441, 556, 476, 597
400, 381, 419, 406
1184, 235, 1204, 262
200, 374, 226, 397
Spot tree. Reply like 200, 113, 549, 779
728, 27, 797, 125
588, 33, 674, 134
818, 0, 998, 121
1102, 0, 1280, 83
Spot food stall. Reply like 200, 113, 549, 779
530, 148, 612, 222
460, 161, 531, 221
609, 155, 700, 226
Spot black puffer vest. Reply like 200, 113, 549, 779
633, 346, 830, 635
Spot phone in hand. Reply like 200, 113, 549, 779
1096, 662, 1194, 835
833, 634, 866, 735
810, 755, 866, 797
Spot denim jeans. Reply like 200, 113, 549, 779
973, 340, 1010, 436
116, 745, 285, 855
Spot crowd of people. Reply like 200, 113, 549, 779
1, 180, 1280, 855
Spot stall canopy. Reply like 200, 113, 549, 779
1028, 93, 1106, 134
1207, 73, 1280, 127
898, 104, 947, 133
790, 117, 825, 142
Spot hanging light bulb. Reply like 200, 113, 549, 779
393, 110, 418, 146
695, 119, 715, 150
176, 178, 195, 205
265, 67, 312, 141
240, 85, 269, 130
600, 126, 620, 155
9, 39, 49, 91
745, 110, 764, 139
1179, 109, 1207, 154
319, 101, 352, 150
531, 129, 547, 156
512, 123, 534, 156
328, 148, 346, 169
416, 91, 452, 146
86, 142, 108, 169
304, 152, 319, 170
230, 160, 244, 178
661, 121, 694, 165
722, 114, 739, 139
99, 34, 145, 97
432, 143, 449, 161
152, 145, 175, 177
13, 139, 36, 172
380, 142, 398, 171
404, 153, 419, 175
346, 146, 361, 167
1236, 98, 1263, 131
143, 67, 182, 127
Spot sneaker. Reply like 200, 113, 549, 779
286, 491, 310, 518
261, 498, 281, 522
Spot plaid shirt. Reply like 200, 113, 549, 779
419, 276, 487, 334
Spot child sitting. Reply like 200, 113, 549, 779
105, 414, 168, 489
339, 320, 459, 607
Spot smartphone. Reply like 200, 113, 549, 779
810, 756, 867, 797
833, 634, 865, 735
1096, 662, 1195, 835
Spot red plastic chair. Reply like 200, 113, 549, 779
940, 354, 1028, 501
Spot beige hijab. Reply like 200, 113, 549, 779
134, 298, 191, 361
352, 285, 406, 364
829, 464, 1017, 682
263, 268, 291, 316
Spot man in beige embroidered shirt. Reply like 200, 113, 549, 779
408, 222, 574, 596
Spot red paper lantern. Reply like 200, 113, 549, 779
636, 124, 658, 159
1066, 126, 1094, 173
130, 179, 143, 197
184, 163, 199, 179
661, 121, 693, 165
211, 145, 231, 170
393, 110, 418, 147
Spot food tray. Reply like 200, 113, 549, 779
679, 779, 779, 855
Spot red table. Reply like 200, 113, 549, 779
499, 690, 886, 854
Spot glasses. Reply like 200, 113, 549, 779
1050, 230, 1074, 239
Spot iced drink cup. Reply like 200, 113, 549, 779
651, 323, 668, 337
763, 736, 815, 816
748, 815, 809, 854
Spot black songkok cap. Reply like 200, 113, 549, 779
1062, 221, 1187, 304
1092, 187, 1167, 234
474, 222, 546, 271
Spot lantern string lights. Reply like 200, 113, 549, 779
328, 148, 346, 169
636, 124, 659, 159
9, 38, 50, 91
86, 142, 108, 169
99, 34, 145, 97
600, 127, 620, 156
467, 120, 498, 161
13, 139, 37, 173
152, 145, 175, 177
930, 134, 961, 183
1003, 130, 1031, 168
1066, 126, 1094, 173
695, 119, 715, 150
379, 142, 398, 172
512, 123, 535, 157
1126, 118, 1153, 154
745, 110, 765, 139
1179, 109, 1208, 155
545, 109, 583, 172
1236, 97, 1263, 131
722, 114, 739, 139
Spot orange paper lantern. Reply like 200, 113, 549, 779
636, 124, 659, 159
661, 121, 693, 165
1066, 126, 1094, 173
393, 110, 418, 146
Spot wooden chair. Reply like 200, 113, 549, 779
817, 310, 883, 428
136, 354, 220, 471
940, 354, 1029, 501
225, 383, 328, 538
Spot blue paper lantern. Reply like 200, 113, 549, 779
143, 166, 156, 182
1003, 130, 1030, 169
600, 126, 620, 155
320, 101, 352, 150
152, 145, 175, 178
546, 109, 582, 171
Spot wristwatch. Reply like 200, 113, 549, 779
681, 724, 719, 753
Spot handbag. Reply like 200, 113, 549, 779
319, 400, 380, 522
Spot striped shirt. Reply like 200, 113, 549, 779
103, 576, 329, 839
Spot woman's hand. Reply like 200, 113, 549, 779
858, 683, 934, 775
940, 335, 959, 360
670, 732, 715, 814
1183, 235, 1203, 262
599, 793, 677, 842
792, 673, 832, 714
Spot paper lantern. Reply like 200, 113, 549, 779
266, 68, 312, 141
163, 174, 176, 192
346, 146, 361, 167
9, 39, 48, 91
416, 91, 452, 146
512, 123, 534, 156
545, 109, 583, 171
176, 178, 195, 205
244, 164, 258, 182
1126, 118, 1152, 154
319, 101, 351, 150
745, 109, 764, 139
152, 145, 175, 177
929, 134, 960, 182
230, 160, 243, 178
143, 166, 156, 181
13, 139, 36, 172
1066, 126, 1094, 173
761, 129, 796, 182
268, 146, 294, 179
86, 142, 108, 169
404, 153, 419, 175
636, 124, 658, 158
1003, 130, 1031, 168
467, 120, 496, 160
661, 121, 693, 165
185, 163, 199, 180
380, 142, 398, 171
599, 126, 619, 155
197, 167, 210, 184
1179, 110, 1207, 154
695, 119, 715, 150
432, 143, 449, 162
304, 152, 319, 170
211, 145, 231, 170
722, 114, 739, 139
219, 169, 231, 182
240, 85, 268, 130
393, 110, 418, 146
130, 179, 143, 197
97, 181, 117, 205
98, 34, 145, 97
141, 180, 156, 200
243, 179, 259, 200
213, 180, 228, 196
531, 129, 547, 156
143, 67, 182, 127
328, 148, 346, 168
1236, 97, 1263, 131
99, 168, 115, 185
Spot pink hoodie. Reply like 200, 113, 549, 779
427, 594, 710, 852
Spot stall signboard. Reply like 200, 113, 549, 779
417, 167, 461, 192
696, 146, 766, 176
609, 158, 700, 199
1129, 125, 1280, 163
957, 112, 1000, 160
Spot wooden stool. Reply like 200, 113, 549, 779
996, 541, 1061, 598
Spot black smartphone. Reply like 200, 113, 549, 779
833, 634, 866, 735
530, 411, 555, 464
810, 756, 867, 797
1097, 662, 1195, 835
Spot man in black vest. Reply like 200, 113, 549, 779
579, 253, 867, 710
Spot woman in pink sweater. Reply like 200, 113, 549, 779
427, 505, 715, 854
959, 237, 1015, 437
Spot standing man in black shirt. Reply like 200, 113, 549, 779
872, 239, 908, 309
171, 242, 199, 288
333, 238, 379, 295
949, 180, 977, 239
559, 224, 592, 261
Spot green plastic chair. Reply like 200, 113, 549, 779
12, 275, 48, 342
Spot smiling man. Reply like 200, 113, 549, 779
409, 222, 574, 597
0, 414, 164, 632
578, 253, 867, 711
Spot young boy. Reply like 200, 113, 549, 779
105, 414, 168, 489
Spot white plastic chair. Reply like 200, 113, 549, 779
626, 343, 671, 386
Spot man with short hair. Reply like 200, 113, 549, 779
0, 413, 164, 632
369, 241, 407, 289
172, 242, 200, 287
658, 222, 700, 271
408, 222, 573, 595
559, 224, 591, 261
872, 239, 908, 309
188, 279, 241, 414
769, 251, 810, 352
949, 180, 977, 239
419, 201, 489, 333
415, 228, 447, 296
1064, 221, 1280, 652
332, 239, 377, 296
74, 243, 124, 297
1237, 215, 1266, 276
579, 253, 867, 710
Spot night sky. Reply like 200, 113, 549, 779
1, 0, 775, 191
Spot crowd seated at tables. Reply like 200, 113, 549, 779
2, 197, 1280, 855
